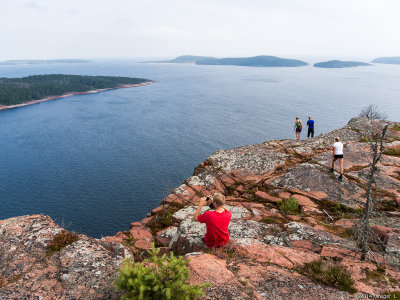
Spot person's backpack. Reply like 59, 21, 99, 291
296, 120, 302, 130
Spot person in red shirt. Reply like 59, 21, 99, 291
193, 193, 232, 248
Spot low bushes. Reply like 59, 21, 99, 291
46, 230, 79, 253
299, 259, 357, 293
278, 197, 299, 214
115, 244, 209, 300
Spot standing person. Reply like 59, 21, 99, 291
330, 137, 344, 181
294, 117, 303, 140
193, 193, 232, 248
307, 116, 315, 138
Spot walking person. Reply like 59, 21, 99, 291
330, 137, 344, 181
294, 117, 303, 140
307, 116, 315, 138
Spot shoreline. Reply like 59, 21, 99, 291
0, 81, 154, 111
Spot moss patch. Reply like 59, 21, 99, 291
318, 200, 364, 219
363, 267, 399, 287
299, 259, 357, 293
7, 274, 21, 284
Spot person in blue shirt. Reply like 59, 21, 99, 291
306, 116, 315, 138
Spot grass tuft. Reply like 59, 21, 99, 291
383, 148, 400, 157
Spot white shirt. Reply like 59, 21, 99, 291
333, 142, 344, 155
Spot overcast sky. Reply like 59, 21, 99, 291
1, 0, 399, 60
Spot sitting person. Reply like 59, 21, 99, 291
193, 193, 231, 248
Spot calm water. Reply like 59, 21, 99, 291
1, 60, 400, 237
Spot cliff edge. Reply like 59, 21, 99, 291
1, 117, 400, 299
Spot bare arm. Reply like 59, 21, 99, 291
193, 197, 207, 221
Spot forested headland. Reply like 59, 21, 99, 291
0, 74, 150, 106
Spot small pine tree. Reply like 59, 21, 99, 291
114, 244, 209, 300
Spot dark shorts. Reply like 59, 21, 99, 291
296, 128, 302, 133
334, 154, 344, 159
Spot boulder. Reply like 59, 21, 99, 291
270, 163, 364, 208
255, 191, 281, 203
233, 240, 320, 269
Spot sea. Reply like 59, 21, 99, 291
1, 59, 399, 238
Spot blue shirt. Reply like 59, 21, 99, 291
307, 120, 314, 129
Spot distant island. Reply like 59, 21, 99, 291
371, 57, 400, 65
313, 60, 372, 68
196, 55, 308, 67
0, 59, 91, 65
0, 74, 152, 109
145, 55, 213, 64
145, 55, 308, 67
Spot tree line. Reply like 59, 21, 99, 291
0, 74, 149, 106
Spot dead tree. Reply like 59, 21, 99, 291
358, 125, 388, 261
358, 105, 388, 120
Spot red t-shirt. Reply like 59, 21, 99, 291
197, 210, 232, 248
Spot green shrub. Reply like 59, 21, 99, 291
393, 123, 400, 131
115, 244, 209, 300
300, 260, 357, 293
278, 197, 299, 214
46, 230, 79, 253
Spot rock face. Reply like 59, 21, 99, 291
2, 117, 400, 299
0, 215, 128, 299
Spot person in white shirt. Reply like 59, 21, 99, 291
330, 137, 344, 181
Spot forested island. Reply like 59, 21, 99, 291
313, 60, 372, 68
146, 55, 308, 67
0, 74, 151, 107
0, 59, 91, 65
196, 55, 308, 67
371, 57, 400, 64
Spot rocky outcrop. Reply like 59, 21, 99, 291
2, 117, 400, 299
0, 215, 129, 299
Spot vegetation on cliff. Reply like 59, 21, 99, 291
115, 244, 208, 300
0, 74, 150, 106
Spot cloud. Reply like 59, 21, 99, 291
142, 26, 194, 41
24, 1, 45, 10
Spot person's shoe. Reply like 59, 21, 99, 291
329, 168, 334, 173
338, 174, 343, 181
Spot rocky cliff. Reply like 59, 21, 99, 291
1, 117, 400, 299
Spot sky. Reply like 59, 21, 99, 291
1, 0, 399, 60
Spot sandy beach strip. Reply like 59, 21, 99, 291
0, 81, 154, 111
